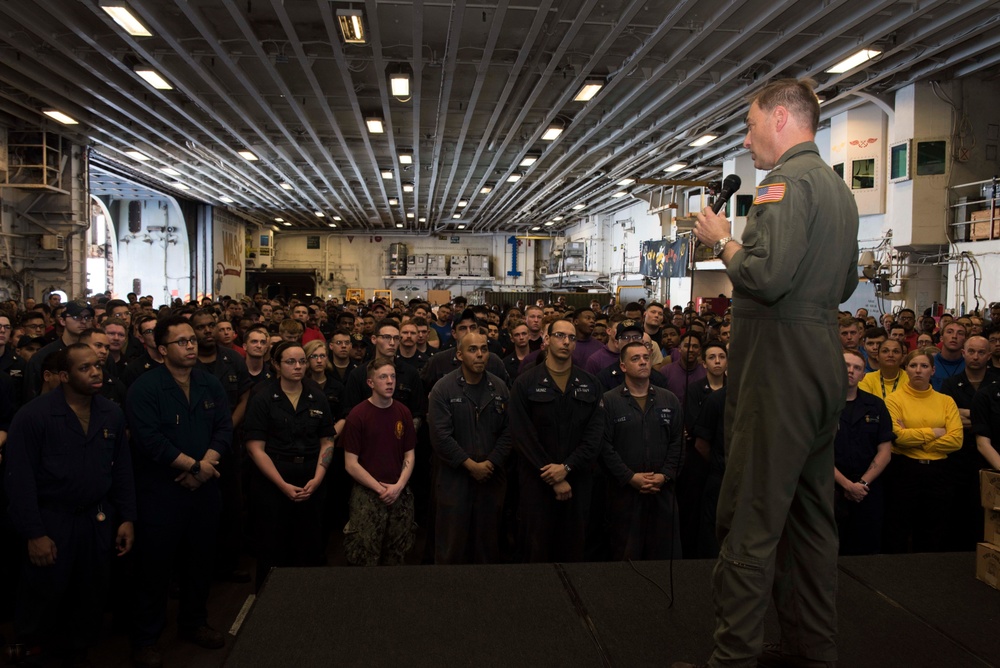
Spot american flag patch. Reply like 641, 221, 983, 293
753, 183, 786, 205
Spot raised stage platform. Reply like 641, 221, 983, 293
225, 553, 999, 667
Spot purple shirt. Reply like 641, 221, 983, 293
572, 337, 605, 368
661, 363, 707, 406
585, 346, 618, 375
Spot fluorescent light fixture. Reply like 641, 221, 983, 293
573, 80, 604, 102
125, 151, 150, 161
218, 196, 234, 203
544, 221, 555, 227
172, 182, 189, 190
688, 134, 718, 147
328, 223, 337, 228
457, 224, 466, 230
336, 8, 366, 44
315, 211, 325, 218
333, 216, 343, 221
542, 125, 563, 141
452, 214, 461, 219
366, 117, 385, 134
554, 216, 564, 221
611, 190, 628, 198
381, 170, 394, 180
396, 223, 404, 228
457, 200, 468, 208
572, 203, 586, 210
274, 218, 284, 222
399, 153, 413, 165
480, 186, 492, 194
665, 162, 688, 172
826, 49, 881, 74
507, 174, 522, 183
160, 167, 180, 176
134, 66, 172, 90
402, 183, 414, 193
531, 226, 541, 231
282, 221, 292, 227
99, 1, 152, 37
519, 156, 538, 167
617, 178, 635, 186
418, 217, 426, 222
390, 71, 410, 99
43, 109, 78, 125
388, 198, 399, 206
238, 150, 258, 161
406, 212, 414, 218
279, 182, 293, 190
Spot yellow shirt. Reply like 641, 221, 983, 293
858, 369, 909, 400
884, 382, 962, 460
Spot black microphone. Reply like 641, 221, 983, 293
711, 174, 742, 214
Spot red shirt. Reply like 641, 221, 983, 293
341, 400, 415, 484
302, 327, 326, 346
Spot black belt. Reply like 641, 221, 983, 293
268, 452, 317, 464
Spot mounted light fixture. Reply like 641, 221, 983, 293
396, 223, 404, 228
315, 211, 325, 217
134, 65, 172, 90
99, 0, 151, 37
452, 214, 461, 219
238, 150, 258, 161
282, 221, 292, 227
218, 196, 234, 203
572, 203, 585, 210
457, 200, 468, 208
402, 183, 414, 193
406, 212, 414, 219
664, 162, 688, 172
366, 116, 385, 134
172, 182, 189, 190
328, 223, 337, 228
573, 79, 604, 102
381, 170, 394, 180
125, 151, 150, 161
336, 8, 366, 44
617, 178, 635, 186
826, 49, 881, 74
544, 221, 555, 226
480, 185, 492, 194
388, 65, 412, 102
542, 122, 564, 141
274, 218, 284, 223
611, 191, 628, 198
688, 134, 718, 147
388, 198, 399, 205
519, 156, 538, 167
531, 225, 541, 231
418, 217, 427, 222
399, 152, 413, 165
457, 224, 466, 230
507, 174, 522, 183
160, 167, 181, 176
42, 109, 78, 125
279, 182, 293, 190
333, 215, 343, 221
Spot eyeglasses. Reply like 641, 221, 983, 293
282, 358, 308, 366
165, 337, 197, 348
0, 325, 11, 331
68, 315, 93, 322
376, 334, 401, 342
141, 328, 156, 336
549, 331, 577, 342
618, 334, 642, 342
23, 323, 44, 330
308, 353, 327, 360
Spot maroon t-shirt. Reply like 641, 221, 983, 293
341, 400, 416, 484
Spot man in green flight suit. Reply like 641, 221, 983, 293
675, 78, 859, 668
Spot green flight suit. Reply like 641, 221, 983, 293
711, 142, 859, 667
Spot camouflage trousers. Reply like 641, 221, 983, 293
343, 484, 415, 566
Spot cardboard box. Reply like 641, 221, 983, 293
986, 509, 1000, 547
981, 470, 1000, 511
976, 542, 1000, 591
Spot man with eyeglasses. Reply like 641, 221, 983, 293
23, 300, 94, 402
126, 316, 232, 667
190, 309, 252, 584
509, 318, 604, 562
0, 313, 27, 407
20, 311, 47, 344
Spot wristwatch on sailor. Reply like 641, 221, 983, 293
713, 236, 733, 258
564, 464, 572, 475
189, 460, 202, 477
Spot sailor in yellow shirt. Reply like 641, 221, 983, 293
883, 347, 963, 553
858, 338, 908, 400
